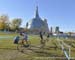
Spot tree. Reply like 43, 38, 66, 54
0, 14, 9, 31
0, 21, 5, 30
10, 18, 22, 31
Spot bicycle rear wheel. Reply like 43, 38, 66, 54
26, 40, 31, 48
17, 40, 31, 51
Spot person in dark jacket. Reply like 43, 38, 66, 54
39, 31, 43, 40
46, 33, 50, 41
14, 36, 20, 44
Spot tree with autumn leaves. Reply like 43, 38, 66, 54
10, 18, 22, 31
0, 14, 22, 31
0, 15, 9, 31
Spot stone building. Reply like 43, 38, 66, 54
26, 6, 49, 33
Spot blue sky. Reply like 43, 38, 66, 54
0, 0, 75, 32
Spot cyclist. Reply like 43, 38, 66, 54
20, 32, 28, 45
46, 33, 50, 42
39, 31, 47, 48
39, 31, 43, 44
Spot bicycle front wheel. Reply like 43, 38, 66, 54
17, 40, 24, 52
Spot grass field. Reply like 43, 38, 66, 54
0, 32, 75, 60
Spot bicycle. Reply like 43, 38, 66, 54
40, 37, 49, 48
17, 39, 31, 52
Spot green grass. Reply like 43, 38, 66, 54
0, 32, 75, 60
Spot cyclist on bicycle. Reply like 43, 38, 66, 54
46, 33, 50, 42
39, 31, 44, 44
20, 32, 28, 45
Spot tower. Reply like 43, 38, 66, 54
35, 6, 39, 18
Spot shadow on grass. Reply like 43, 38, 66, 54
0, 47, 17, 50
19, 45, 64, 57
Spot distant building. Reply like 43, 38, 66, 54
50, 27, 53, 33
55, 26, 59, 33
26, 6, 49, 33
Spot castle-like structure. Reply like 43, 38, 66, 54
26, 6, 49, 33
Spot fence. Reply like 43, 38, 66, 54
57, 38, 75, 60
